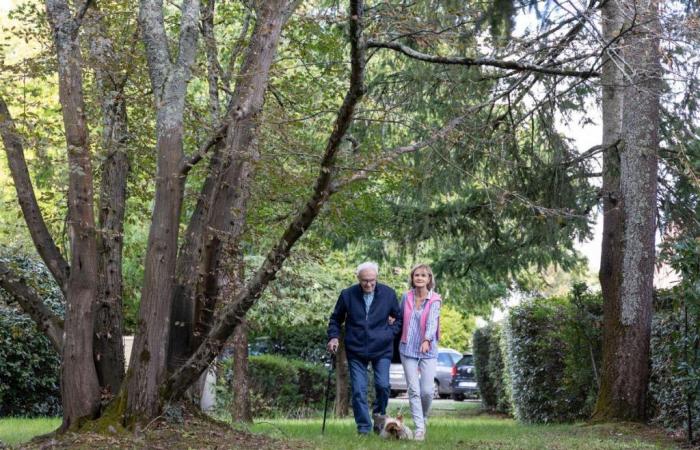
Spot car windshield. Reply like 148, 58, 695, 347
458, 355, 474, 366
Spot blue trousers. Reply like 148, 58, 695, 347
347, 356, 391, 434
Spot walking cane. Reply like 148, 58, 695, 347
321, 352, 336, 434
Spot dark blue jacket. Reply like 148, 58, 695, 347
327, 283, 402, 360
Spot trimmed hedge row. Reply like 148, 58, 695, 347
504, 291, 602, 423
216, 354, 331, 418
251, 324, 328, 364
473, 285, 602, 423
473, 323, 510, 414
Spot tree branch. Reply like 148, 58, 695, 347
331, 113, 468, 191
73, 0, 94, 30
180, 118, 228, 175
0, 96, 71, 293
139, 0, 175, 93
366, 40, 600, 78
0, 260, 64, 353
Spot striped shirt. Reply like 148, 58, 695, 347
363, 292, 374, 318
399, 295, 441, 359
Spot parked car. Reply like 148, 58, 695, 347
450, 353, 478, 401
389, 347, 463, 399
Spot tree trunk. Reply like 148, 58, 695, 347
593, 0, 661, 421
125, 0, 200, 422
44, 0, 101, 429
86, 11, 130, 397
169, 0, 294, 373
164, 0, 367, 401
334, 336, 350, 417
231, 320, 252, 422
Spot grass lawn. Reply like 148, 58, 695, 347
0, 401, 680, 449
248, 401, 680, 450
0, 417, 61, 446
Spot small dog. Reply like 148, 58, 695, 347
376, 414, 414, 440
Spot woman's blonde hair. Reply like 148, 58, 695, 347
409, 263, 436, 290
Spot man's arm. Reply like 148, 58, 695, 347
327, 292, 346, 351
390, 291, 403, 336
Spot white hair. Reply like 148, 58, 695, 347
356, 261, 379, 276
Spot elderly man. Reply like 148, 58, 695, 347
327, 262, 402, 435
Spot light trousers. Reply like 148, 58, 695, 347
400, 354, 436, 433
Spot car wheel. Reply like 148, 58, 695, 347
433, 380, 440, 399
451, 393, 465, 402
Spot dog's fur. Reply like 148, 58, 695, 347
376, 414, 414, 440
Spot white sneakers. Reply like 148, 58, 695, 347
414, 431, 425, 441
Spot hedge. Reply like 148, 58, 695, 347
473, 323, 511, 414
504, 289, 602, 423
0, 250, 63, 417
251, 324, 328, 364
649, 298, 700, 439
216, 354, 331, 418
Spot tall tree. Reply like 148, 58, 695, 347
44, 0, 101, 429
593, 0, 661, 420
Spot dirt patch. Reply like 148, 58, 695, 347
15, 409, 310, 450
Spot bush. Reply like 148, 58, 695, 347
252, 324, 329, 364
649, 288, 700, 440
473, 323, 511, 414
0, 250, 63, 417
504, 286, 601, 423
650, 310, 700, 435
215, 354, 331, 418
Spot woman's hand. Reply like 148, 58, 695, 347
388, 316, 396, 325
420, 340, 431, 353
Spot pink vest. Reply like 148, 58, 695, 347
400, 290, 441, 344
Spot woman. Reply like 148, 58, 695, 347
399, 263, 441, 441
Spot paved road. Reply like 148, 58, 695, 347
389, 396, 479, 410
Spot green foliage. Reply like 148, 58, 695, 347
649, 238, 700, 441
438, 305, 476, 352
473, 322, 511, 414
215, 354, 330, 418
650, 306, 700, 437
0, 249, 62, 417
503, 286, 602, 423
252, 324, 329, 364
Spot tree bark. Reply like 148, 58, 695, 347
231, 319, 251, 422
164, 0, 367, 401
126, 0, 200, 421
593, 0, 660, 421
169, 0, 295, 372
44, 0, 101, 429
86, 10, 130, 397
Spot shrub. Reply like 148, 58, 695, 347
215, 354, 331, 418
504, 286, 601, 423
252, 324, 329, 364
649, 287, 700, 441
0, 250, 63, 417
473, 323, 511, 414
650, 310, 700, 436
